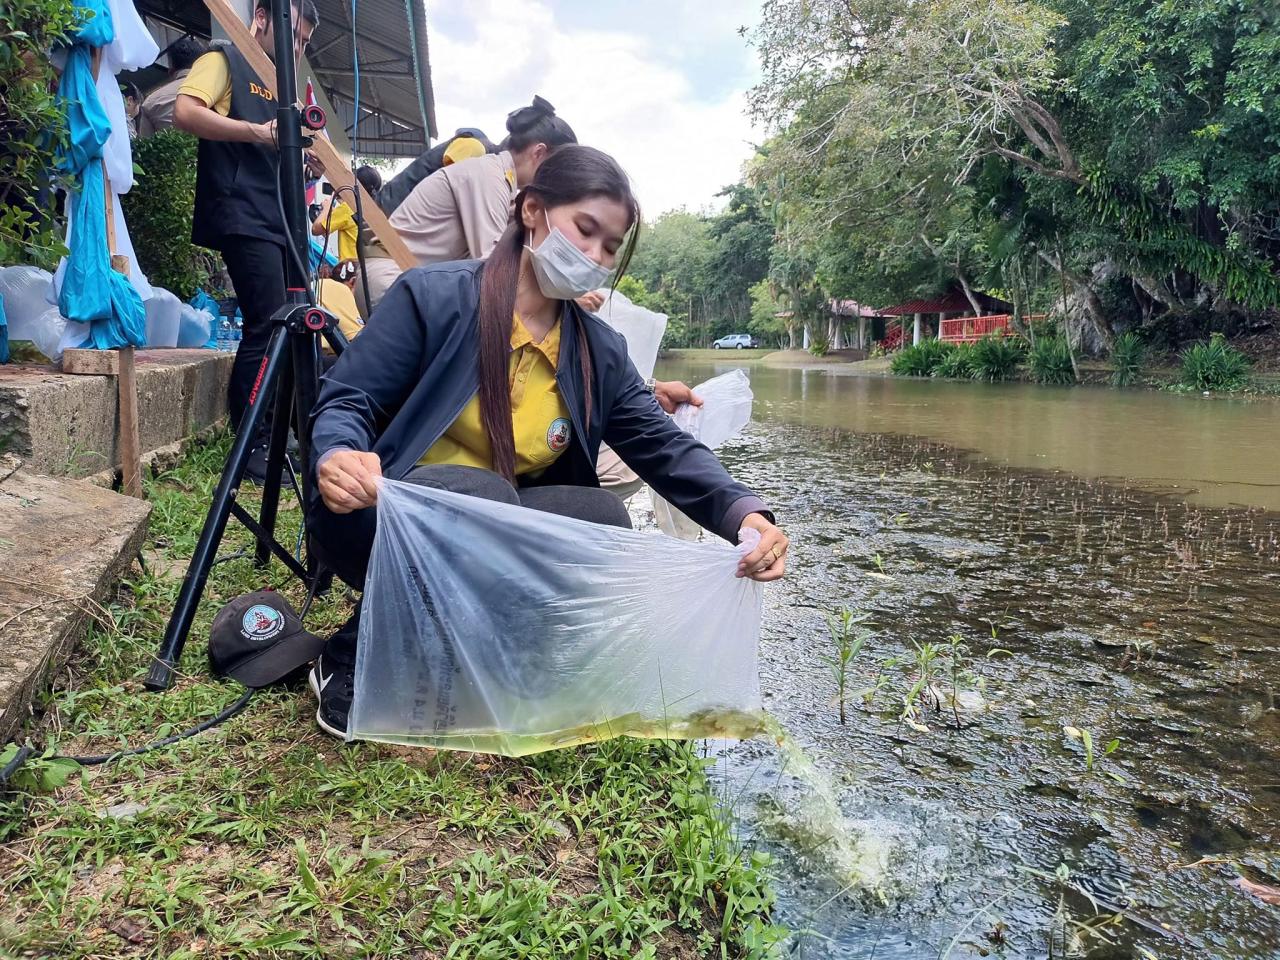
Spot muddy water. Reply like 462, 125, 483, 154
656, 360, 1280, 959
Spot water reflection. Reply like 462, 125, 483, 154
659, 360, 1280, 511
654, 360, 1280, 959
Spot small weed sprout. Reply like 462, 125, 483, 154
822, 607, 871, 724
1064, 726, 1124, 781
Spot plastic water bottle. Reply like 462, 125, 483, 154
232, 315, 242, 351
217, 317, 232, 351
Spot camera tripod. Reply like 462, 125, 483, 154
146, 1, 349, 691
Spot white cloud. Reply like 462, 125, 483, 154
422, 0, 762, 217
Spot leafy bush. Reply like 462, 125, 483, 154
808, 336, 830, 357
1027, 336, 1075, 384
933, 343, 976, 379
0, 0, 80, 268
121, 131, 221, 299
969, 335, 1024, 382
890, 338, 949, 376
1179, 332, 1251, 391
1110, 331, 1144, 386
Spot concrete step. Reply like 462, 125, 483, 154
0, 348, 232, 480
0, 457, 151, 741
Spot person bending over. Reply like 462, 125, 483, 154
305, 145, 789, 738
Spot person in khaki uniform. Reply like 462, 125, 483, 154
356, 97, 577, 312
137, 37, 205, 137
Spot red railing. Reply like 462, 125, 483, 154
939, 313, 1044, 344
881, 323, 907, 352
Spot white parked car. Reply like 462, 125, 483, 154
711, 333, 759, 349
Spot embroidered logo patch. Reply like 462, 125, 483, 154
241, 604, 286, 643
546, 417, 571, 453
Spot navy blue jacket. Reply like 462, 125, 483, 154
309, 261, 771, 541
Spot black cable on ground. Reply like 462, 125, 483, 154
0, 744, 34, 785
0, 688, 256, 786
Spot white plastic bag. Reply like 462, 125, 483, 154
653, 369, 754, 540
597, 289, 667, 380
144, 288, 182, 347
177, 303, 214, 348
350, 480, 766, 756
0, 266, 68, 361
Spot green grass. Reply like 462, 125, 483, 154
0, 431, 783, 959
1026, 336, 1076, 385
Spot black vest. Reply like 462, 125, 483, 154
192, 47, 284, 250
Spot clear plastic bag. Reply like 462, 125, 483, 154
177, 302, 214, 348
0, 265, 68, 361
350, 479, 766, 756
597, 289, 667, 380
144, 288, 181, 347
653, 369, 754, 540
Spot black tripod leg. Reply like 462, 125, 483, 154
146, 327, 292, 692
254, 353, 295, 568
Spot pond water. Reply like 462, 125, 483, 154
654, 359, 1280, 959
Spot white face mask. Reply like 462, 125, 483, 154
525, 212, 613, 300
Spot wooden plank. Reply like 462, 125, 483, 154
202, 0, 417, 271
62, 349, 121, 376
117, 347, 143, 497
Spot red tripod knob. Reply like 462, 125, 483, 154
303, 308, 328, 331
301, 104, 326, 130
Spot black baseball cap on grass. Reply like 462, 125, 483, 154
209, 590, 325, 687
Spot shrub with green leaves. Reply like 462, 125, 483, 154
1110, 331, 1144, 386
969, 335, 1024, 382
120, 130, 221, 299
933, 342, 976, 379
1179, 332, 1251, 391
809, 336, 830, 357
890, 338, 950, 376
1027, 336, 1075, 385
0, 0, 80, 268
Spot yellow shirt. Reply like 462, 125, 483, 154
178, 50, 234, 116
317, 278, 363, 350
419, 316, 572, 476
321, 201, 359, 262
442, 136, 487, 166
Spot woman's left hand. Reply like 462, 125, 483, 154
737, 513, 789, 582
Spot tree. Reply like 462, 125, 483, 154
0, 0, 79, 268
748, 0, 1280, 354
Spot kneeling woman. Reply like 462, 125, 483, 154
306, 145, 789, 738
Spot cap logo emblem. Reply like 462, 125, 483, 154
242, 604, 286, 642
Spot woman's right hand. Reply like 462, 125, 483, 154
318, 449, 383, 514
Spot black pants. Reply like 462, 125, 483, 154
310, 465, 632, 660
220, 235, 287, 433
311, 464, 632, 591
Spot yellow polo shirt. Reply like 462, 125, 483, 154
178, 51, 234, 116
321, 200, 359, 261
419, 316, 572, 476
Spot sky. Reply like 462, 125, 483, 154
420, 0, 764, 218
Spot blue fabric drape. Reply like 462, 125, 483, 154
55, 9, 145, 348
0, 295, 10, 365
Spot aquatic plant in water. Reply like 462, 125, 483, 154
822, 607, 871, 724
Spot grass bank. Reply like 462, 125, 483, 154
0, 432, 782, 959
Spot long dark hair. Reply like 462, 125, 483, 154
476, 145, 642, 481
502, 96, 577, 154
